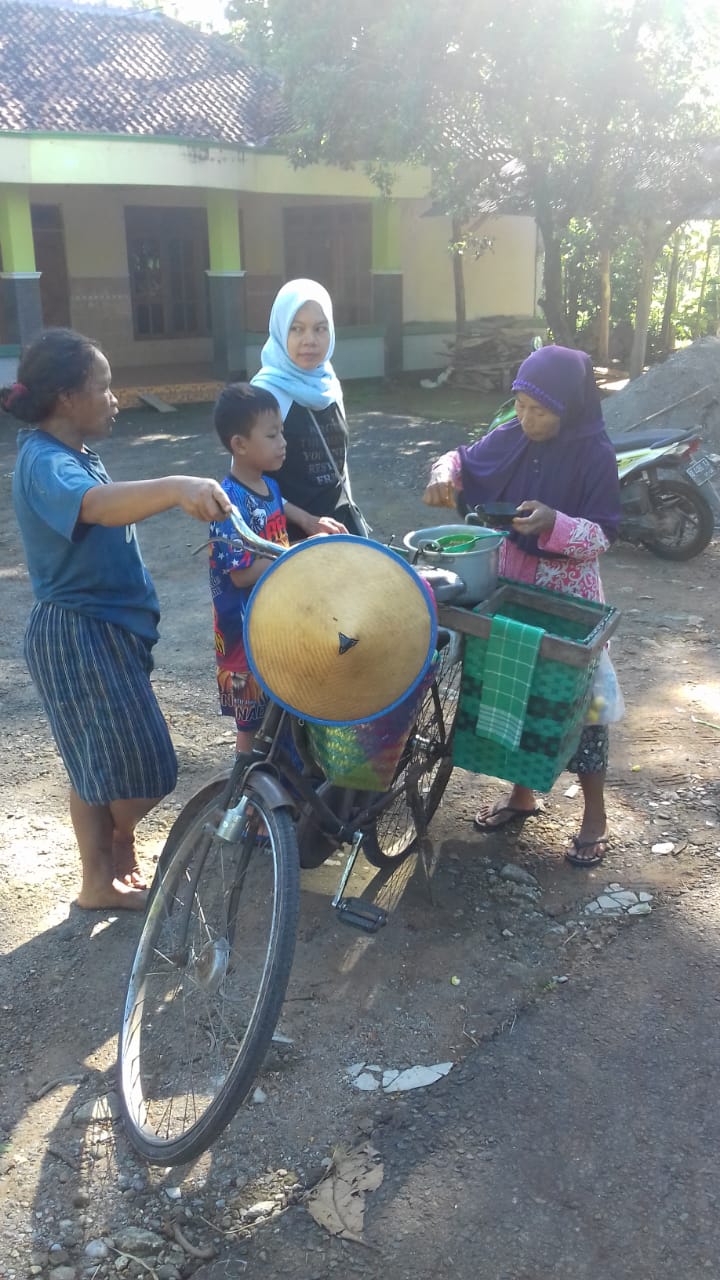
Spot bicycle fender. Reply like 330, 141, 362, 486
246, 771, 296, 812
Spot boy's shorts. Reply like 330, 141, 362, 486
217, 667, 268, 731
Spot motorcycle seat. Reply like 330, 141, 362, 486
611, 426, 699, 452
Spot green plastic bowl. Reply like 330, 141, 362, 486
434, 532, 486, 553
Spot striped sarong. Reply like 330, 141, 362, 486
24, 602, 178, 804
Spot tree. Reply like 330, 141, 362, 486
227, 0, 453, 171
657, 231, 681, 354
448, 1, 720, 360
228, 0, 720, 365
619, 137, 720, 376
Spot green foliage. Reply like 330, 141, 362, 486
227, 0, 720, 353
227, 0, 453, 172
562, 216, 720, 354
226, 0, 274, 61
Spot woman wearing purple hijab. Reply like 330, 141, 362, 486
424, 345, 621, 868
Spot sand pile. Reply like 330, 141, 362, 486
602, 338, 720, 451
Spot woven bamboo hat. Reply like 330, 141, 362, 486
245, 536, 437, 725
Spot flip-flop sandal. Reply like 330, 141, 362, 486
474, 804, 543, 832
565, 835, 609, 868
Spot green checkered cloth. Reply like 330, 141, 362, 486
475, 614, 544, 750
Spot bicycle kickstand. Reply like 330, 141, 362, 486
331, 832, 387, 933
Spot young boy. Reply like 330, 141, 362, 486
209, 383, 346, 752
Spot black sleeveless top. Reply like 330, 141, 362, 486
276, 400, 347, 511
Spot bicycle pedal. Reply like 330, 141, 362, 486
335, 897, 387, 932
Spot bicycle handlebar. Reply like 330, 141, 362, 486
209, 508, 465, 605
192, 502, 286, 560
227, 503, 285, 560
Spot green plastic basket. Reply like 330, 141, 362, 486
449, 581, 620, 792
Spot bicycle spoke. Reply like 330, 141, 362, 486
365, 647, 461, 864
119, 787, 299, 1164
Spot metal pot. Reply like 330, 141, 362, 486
403, 524, 504, 605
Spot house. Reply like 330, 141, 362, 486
0, 0, 539, 394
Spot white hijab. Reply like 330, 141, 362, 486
251, 279, 344, 421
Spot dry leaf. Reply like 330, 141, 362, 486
305, 1143, 384, 1242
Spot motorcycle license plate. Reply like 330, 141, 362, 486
686, 455, 716, 485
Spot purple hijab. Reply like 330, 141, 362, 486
458, 346, 621, 557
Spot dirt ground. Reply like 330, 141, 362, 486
1, 405, 719, 1280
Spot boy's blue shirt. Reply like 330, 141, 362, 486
209, 474, 289, 670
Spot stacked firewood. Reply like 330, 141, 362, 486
447, 318, 544, 392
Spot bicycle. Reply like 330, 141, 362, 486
118, 513, 463, 1165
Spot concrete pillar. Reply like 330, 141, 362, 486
0, 187, 42, 346
371, 199, 403, 377
206, 190, 247, 379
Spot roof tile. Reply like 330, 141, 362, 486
0, 0, 286, 146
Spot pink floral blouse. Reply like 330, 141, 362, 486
430, 449, 610, 603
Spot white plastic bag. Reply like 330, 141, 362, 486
586, 649, 625, 725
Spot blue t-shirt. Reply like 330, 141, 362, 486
209, 475, 289, 673
12, 429, 161, 643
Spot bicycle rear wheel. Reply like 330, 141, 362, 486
362, 640, 462, 868
118, 785, 299, 1165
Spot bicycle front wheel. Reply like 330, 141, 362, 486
362, 640, 462, 868
118, 785, 299, 1165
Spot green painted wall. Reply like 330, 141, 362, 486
371, 200, 402, 273
0, 186, 36, 272
20, 179, 538, 370
1, 135, 428, 199
44, 184, 538, 323
207, 189, 242, 272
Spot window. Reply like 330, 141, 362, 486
125, 207, 209, 339
283, 205, 372, 327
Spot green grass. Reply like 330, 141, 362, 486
344, 378, 504, 429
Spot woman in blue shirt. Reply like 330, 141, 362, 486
2, 328, 230, 911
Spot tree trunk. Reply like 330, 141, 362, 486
629, 223, 664, 380
536, 215, 574, 347
659, 229, 682, 354
565, 287, 580, 337
693, 221, 716, 338
597, 243, 611, 365
451, 217, 467, 339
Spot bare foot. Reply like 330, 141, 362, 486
112, 833, 148, 891
75, 878, 148, 912
118, 868, 148, 890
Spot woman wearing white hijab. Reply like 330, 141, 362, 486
251, 279, 368, 541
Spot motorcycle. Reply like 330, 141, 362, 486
485, 399, 717, 561
613, 425, 716, 561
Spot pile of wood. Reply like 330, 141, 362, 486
447, 317, 544, 392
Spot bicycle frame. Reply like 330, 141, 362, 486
177, 648, 454, 931
195, 507, 459, 924
218, 680, 453, 849
119, 518, 461, 1167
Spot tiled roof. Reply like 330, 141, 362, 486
0, 0, 286, 146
